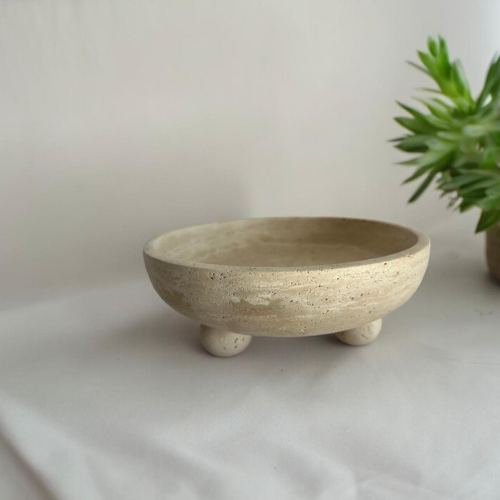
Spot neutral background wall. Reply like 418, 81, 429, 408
2, 0, 500, 306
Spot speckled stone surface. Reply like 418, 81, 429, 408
144, 218, 430, 350
486, 224, 500, 284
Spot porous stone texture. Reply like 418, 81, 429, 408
336, 318, 382, 346
200, 325, 252, 357
144, 218, 430, 343
486, 224, 500, 284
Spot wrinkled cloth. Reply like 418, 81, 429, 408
1, 239, 500, 500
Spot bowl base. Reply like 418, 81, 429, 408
335, 318, 382, 346
199, 319, 383, 357
199, 325, 252, 357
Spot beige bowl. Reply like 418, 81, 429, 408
144, 217, 430, 357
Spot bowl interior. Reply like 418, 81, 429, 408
150, 218, 420, 268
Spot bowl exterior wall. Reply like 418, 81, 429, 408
144, 244, 430, 337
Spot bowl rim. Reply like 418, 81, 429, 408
143, 216, 430, 273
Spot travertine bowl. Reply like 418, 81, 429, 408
144, 217, 430, 357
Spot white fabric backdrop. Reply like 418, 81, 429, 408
1, 221, 499, 500
2, 0, 500, 307
1, 1, 500, 499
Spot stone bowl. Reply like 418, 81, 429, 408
144, 217, 430, 357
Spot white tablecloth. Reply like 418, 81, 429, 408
1, 234, 499, 500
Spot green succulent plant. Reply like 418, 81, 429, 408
393, 35, 500, 232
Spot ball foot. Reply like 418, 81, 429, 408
199, 325, 252, 357
336, 319, 382, 346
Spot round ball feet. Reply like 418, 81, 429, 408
336, 318, 382, 346
199, 325, 252, 357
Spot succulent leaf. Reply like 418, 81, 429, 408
394, 36, 500, 232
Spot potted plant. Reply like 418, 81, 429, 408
393, 36, 500, 283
